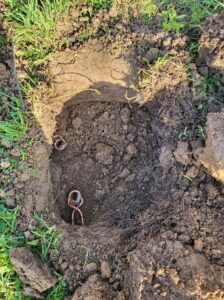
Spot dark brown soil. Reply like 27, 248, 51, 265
197, 14, 224, 80
3, 10, 224, 300
47, 56, 224, 299
51, 99, 155, 227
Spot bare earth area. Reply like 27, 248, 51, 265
2, 9, 224, 300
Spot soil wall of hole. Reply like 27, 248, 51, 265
50, 83, 154, 229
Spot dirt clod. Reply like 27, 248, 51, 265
101, 261, 112, 280
96, 143, 114, 165
120, 107, 131, 124
194, 238, 204, 252
23, 287, 43, 299
173, 141, 192, 165
185, 166, 199, 179
199, 111, 224, 182
72, 278, 115, 300
0, 62, 10, 82
10, 247, 56, 293
72, 117, 82, 130
126, 143, 138, 157
84, 262, 98, 274
144, 47, 160, 63
198, 14, 224, 78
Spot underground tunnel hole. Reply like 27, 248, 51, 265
50, 98, 155, 227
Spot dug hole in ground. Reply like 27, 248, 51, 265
3, 12, 224, 300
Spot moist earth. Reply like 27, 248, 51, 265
51, 100, 155, 227
2, 10, 224, 300
197, 14, 224, 80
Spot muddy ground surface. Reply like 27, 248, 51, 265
2, 9, 224, 300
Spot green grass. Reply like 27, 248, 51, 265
161, 0, 224, 32
112, 0, 158, 20
160, 6, 185, 33
27, 214, 60, 262
0, 205, 68, 299
140, 54, 172, 78
192, 75, 224, 105
5, 0, 70, 65
188, 42, 199, 61
196, 124, 207, 140
178, 127, 188, 140
4, 0, 223, 71
0, 204, 27, 299
0, 34, 7, 46
82, 0, 112, 10
0, 148, 27, 178
0, 90, 27, 142
77, 27, 91, 42
45, 273, 68, 300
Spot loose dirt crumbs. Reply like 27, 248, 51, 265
2, 8, 224, 300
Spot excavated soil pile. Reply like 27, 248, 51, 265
197, 14, 224, 79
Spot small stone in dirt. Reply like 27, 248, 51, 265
10, 247, 56, 293
185, 166, 199, 179
96, 143, 114, 165
0, 159, 10, 169
84, 262, 98, 274
194, 238, 204, 252
120, 107, 130, 124
10, 147, 21, 157
144, 47, 159, 63
127, 143, 138, 157
5, 198, 16, 208
101, 261, 111, 279
72, 117, 82, 130
173, 142, 192, 165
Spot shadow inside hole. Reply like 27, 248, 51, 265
50, 82, 155, 227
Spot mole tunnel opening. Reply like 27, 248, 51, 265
50, 86, 156, 227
